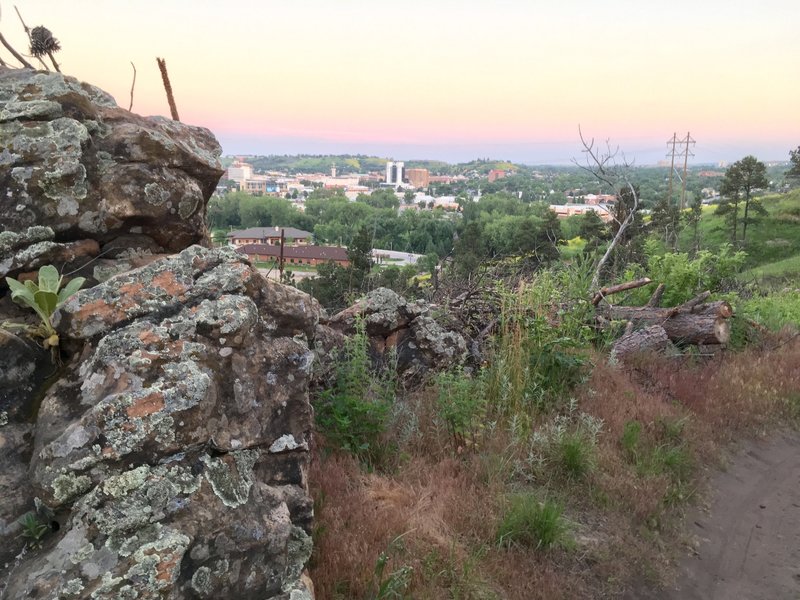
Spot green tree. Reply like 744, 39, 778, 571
684, 194, 703, 256
716, 155, 768, 246
787, 146, 800, 184
650, 196, 682, 250
577, 211, 609, 254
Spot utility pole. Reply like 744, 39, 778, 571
666, 133, 678, 205
279, 228, 285, 280
678, 132, 696, 210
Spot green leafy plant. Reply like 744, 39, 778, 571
17, 513, 49, 546
4, 265, 85, 350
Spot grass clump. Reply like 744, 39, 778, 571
435, 370, 488, 451
496, 494, 570, 551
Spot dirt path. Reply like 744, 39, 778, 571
637, 432, 800, 600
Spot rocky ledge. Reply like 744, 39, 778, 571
0, 246, 319, 599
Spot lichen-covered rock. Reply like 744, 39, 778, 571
327, 287, 425, 337
1, 246, 317, 599
0, 225, 100, 283
0, 68, 223, 252
322, 288, 467, 385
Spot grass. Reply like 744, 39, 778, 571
254, 260, 318, 272
497, 495, 570, 550
307, 258, 800, 598
677, 189, 800, 272
739, 253, 800, 284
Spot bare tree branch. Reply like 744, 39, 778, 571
156, 57, 180, 121
129, 61, 136, 111
573, 126, 640, 291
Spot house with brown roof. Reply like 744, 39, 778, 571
227, 227, 313, 247
236, 244, 349, 267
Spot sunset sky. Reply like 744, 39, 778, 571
5, 0, 799, 164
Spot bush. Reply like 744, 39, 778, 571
314, 319, 396, 468
496, 495, 570, 550
624, 241, 747, 306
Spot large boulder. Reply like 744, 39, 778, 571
0, 67, 223, 253
322, 287, 467, 384
1, 246, 318, 600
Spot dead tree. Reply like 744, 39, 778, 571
573, 127, 641, 292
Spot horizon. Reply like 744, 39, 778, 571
6, 1, 798, 166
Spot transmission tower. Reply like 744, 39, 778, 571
678, 132, 696, 210
666, 133, 678, 204
665, 132, 696, 208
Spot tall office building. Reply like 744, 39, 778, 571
385, 161, 405, 185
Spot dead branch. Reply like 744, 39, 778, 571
591, 277, 652, 306
574, 126, 640, 291
0, 30, 32, 68
672, 291, 712, 315
13, 5, 47, 70
14, 7, 60, 72
129, 61, 136, 111
156, 57, 180, 121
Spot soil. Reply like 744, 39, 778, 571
632, 432, 800, 600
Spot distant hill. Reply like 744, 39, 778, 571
221, 154, 536, 176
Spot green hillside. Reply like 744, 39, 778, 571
678, 189, 800, 285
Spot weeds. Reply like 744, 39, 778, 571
368, 533, 413, 600
516, 400, 603, 483
497, 495, 570, 551
435, 370, 488, 451
314, 318, 397, 468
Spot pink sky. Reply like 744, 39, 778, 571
4, 0, 799, 163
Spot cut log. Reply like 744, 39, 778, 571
598, 300, 732, 323
598, 300, 733, 345
660, 313, 730, 345
612, 325, 670, 359
592, 277, 652, 306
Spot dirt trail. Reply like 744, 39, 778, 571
637, 432, 800, 600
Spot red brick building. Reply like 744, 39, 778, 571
236, 244, 349, 267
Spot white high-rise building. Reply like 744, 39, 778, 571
385, 161, 405, 185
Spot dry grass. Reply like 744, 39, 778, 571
309, 336, 800, 599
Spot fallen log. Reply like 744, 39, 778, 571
612, 325, 670, 359
598, 300, 733, 345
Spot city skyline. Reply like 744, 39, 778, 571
5, 1, 798, 164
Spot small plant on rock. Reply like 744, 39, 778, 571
3, 265, 84, 354
17, 513, 49, 547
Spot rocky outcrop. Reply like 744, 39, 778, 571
1, 246, 318, 599
0, 67, 223, 253
319, 287, 467, 384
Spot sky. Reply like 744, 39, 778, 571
4, 0, 799, 164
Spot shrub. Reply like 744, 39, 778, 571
496, 494, 570, 550
624, 241, 747, 306
314, 319, 396, 468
